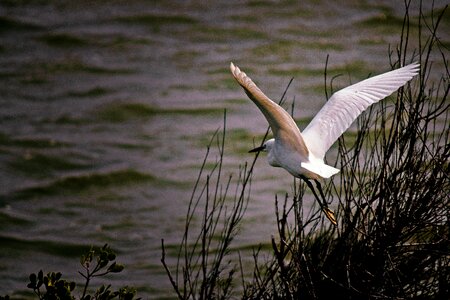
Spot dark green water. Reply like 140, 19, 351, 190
0, 0, 448, 298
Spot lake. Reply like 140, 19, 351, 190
0, 0, 448, 298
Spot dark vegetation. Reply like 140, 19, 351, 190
162, 2, 449, 299
1, 245, 138, 300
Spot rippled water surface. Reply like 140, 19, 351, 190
1, 0, 448, 298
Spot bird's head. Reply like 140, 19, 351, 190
249, 139, 279, 167
249, 138, 275, 153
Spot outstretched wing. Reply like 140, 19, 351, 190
302, 63, 420, 159
230, 62, 309, 155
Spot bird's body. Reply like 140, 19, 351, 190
230, 61, 420, 224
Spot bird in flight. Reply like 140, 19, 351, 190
230, 61, 419, 225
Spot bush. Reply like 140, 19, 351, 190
2, 244, 139, 300
163, 3, 449, 299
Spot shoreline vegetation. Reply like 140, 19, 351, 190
161, 2, 449, 299
2, 2, 448, 300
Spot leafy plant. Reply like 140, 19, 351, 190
6, 244, 138, 300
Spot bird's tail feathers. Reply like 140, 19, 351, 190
301, 162, 340, 178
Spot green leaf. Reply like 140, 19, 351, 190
29, 273, 37, 285
118, 286, 137, 300
98, 259, 108, 269
38, 270, 44, 282
55, 272, 62, 280
43, 276, 49, 287
55, 280, 64, 289
107, 253, 116, 261
107, 262, 124, 273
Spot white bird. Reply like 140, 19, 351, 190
230, 61, 419, 225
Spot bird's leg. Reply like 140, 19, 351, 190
299, 176, 337, 226
314, 179, 329, 206
300, 176, 321, 203
314, 179, 337, 226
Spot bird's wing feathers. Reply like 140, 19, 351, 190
230, 62, 309, 155
302, 63, 420, 158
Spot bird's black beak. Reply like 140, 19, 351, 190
249, 145, 265, 153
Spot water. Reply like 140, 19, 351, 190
0, 0, 448, 298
